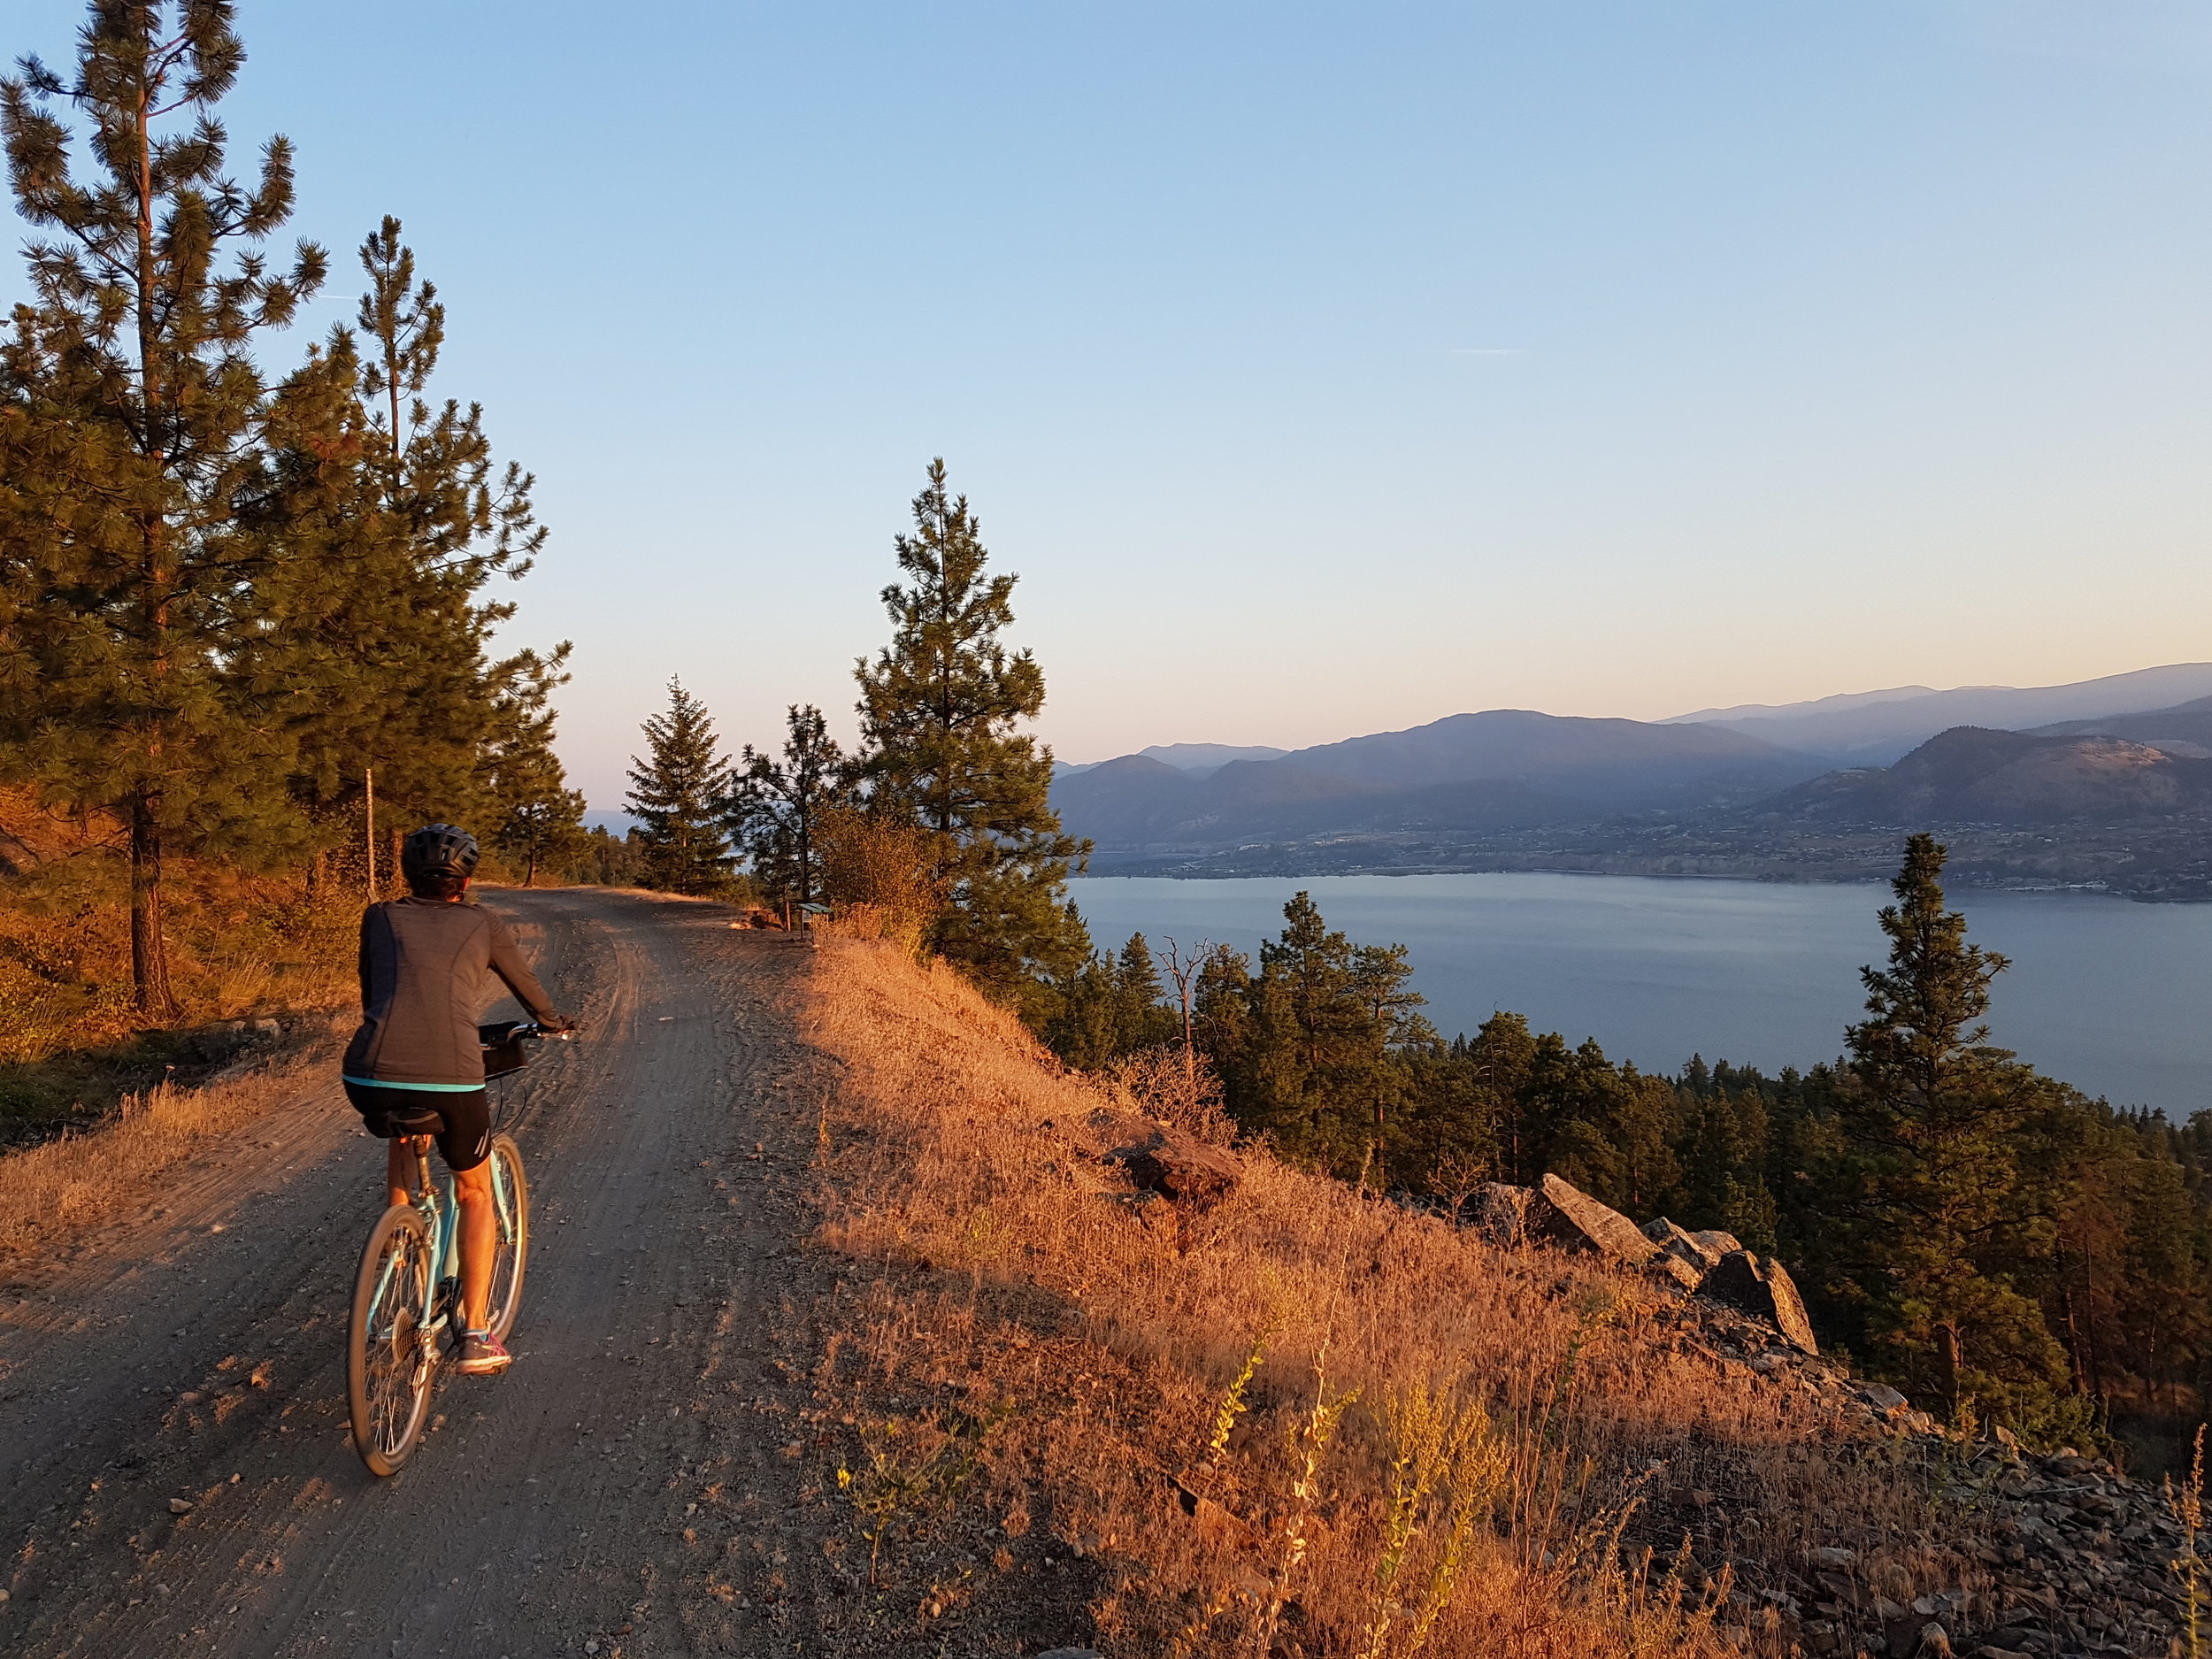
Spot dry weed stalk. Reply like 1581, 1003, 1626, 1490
1250, 1341, 1359, 1657
1358, 1384, 1506, 1659
2168, 1423, 2208, 1659
1205, 1330, 1271, 1474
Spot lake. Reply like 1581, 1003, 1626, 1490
1067, 873, 2212, 1116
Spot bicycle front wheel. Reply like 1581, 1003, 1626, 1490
348, 1202, 435, 1477
484, 1133, 529, 1342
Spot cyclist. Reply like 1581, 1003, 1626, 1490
341, 824, 572, 1376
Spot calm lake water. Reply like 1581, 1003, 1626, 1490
1067, 873, 2212, 1117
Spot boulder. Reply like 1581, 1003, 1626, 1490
1647, 1251, 1702, 1292
1642, 1217, 1737, 1273
1532, 1174, 1661, 1266
1699, 1249, 1819, 1355
1107, 1125, 1241, 1210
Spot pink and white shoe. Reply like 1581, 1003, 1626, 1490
456, 1331, 511, 1375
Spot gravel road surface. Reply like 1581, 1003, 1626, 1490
0, 887, 843, 1657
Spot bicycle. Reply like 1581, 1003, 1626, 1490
345, 1018, 560, 1476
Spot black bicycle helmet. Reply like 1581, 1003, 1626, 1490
400, 823, 480, 884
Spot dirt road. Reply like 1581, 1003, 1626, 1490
0, 888, 849, 1658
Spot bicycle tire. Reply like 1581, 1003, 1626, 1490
485, 1133, 529, 1343
348, 1202, 435, 1477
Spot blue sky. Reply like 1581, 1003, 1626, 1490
8, 2, 2210, 805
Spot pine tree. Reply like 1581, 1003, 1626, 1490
1196, 894, 1428, 1176
482, 644, 586, 886
732, 704, 849, 907
0, 2, 326, 1014
855, 458, 1090, 1011
625, 679, 734, 895
1824, 833, 2079, 1430
260, 216, 545, 850
1044, 932, 1179, 1070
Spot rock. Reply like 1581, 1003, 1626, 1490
1464, 1182, 1540, 1246
1808, 1546, 1857, 1571
1699, 1249, 1818, 1354
1533, 1174, 1660, 1265
1107, 1126, 1241, 1210
1642, 1217, 1740, 1272
1036, 1651, 1104, 1659
1913, 1622, 1954, 1658
1858, 1382, 1909, 1414
1647, 1252, 1702, 1292
167, 1497, 194, 1514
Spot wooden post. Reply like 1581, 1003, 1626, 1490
365, 767, 376, 901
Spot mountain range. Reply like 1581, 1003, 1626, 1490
1663, 663, 2212, 764
1053, 664, 2212, 887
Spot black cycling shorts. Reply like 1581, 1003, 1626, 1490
343, 1081, 492, 1173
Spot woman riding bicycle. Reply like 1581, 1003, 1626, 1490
341, 824, 572, 1376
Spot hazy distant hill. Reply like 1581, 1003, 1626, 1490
1053, 709, 1823, 860
1665, 663, 2212, 764
2028, 695, 2212, 759
1056, 741, 1288, 780
1770, 726, 2212, 824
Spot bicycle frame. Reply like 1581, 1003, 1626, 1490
375, 1142, 465, 1371
350, 1021, 550, 1473
386, 1025, 542, 1344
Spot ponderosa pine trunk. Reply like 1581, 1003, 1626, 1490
128, 797, 172, 1018
129, 58, 175, 1018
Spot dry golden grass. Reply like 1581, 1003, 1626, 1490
799, 938, 1982, 1658
0, 1017, 343, 1256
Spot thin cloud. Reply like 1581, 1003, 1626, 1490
1448, 347, 1527, 357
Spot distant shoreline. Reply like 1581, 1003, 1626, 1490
1069, 865, 2171, 901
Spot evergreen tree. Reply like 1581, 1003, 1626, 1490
481, 644, 586, 886
0, 2, 326, 1013
624, 679, 734, 895
1198, 893, 1429, 1177
1045, 932, 1179, 1071
732, 704, 848, 906
1823, 833, 2079, 1429
855, 458, 1090, 1012
261, 216, 544, 850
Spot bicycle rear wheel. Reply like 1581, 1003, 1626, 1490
484, 1133, 529, 1342
348, 1202, 435, 1477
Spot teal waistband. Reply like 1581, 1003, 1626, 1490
342, 1075, 484, 1093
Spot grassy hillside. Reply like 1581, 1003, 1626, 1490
794, 936, 2023, 1657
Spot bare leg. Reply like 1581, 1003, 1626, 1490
385, 1139, 414, 1210
454, 1161, 497, 1333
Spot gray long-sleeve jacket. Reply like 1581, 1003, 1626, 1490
342, 897, 564, 1087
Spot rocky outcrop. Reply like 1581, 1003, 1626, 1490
1532, 1174, 1663, 1265
1459, 1181, 1816, 1353
1642, 1215, 1743, 1272
1699, 1248, 1819, 1356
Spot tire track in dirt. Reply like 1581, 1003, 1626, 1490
0, 888, 849, 1658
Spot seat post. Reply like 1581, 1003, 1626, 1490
413, 1140, 433, 1202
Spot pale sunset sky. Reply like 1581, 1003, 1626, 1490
8, 2, 2210, 804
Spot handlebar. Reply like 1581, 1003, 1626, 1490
479, 1018, 575, 1049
